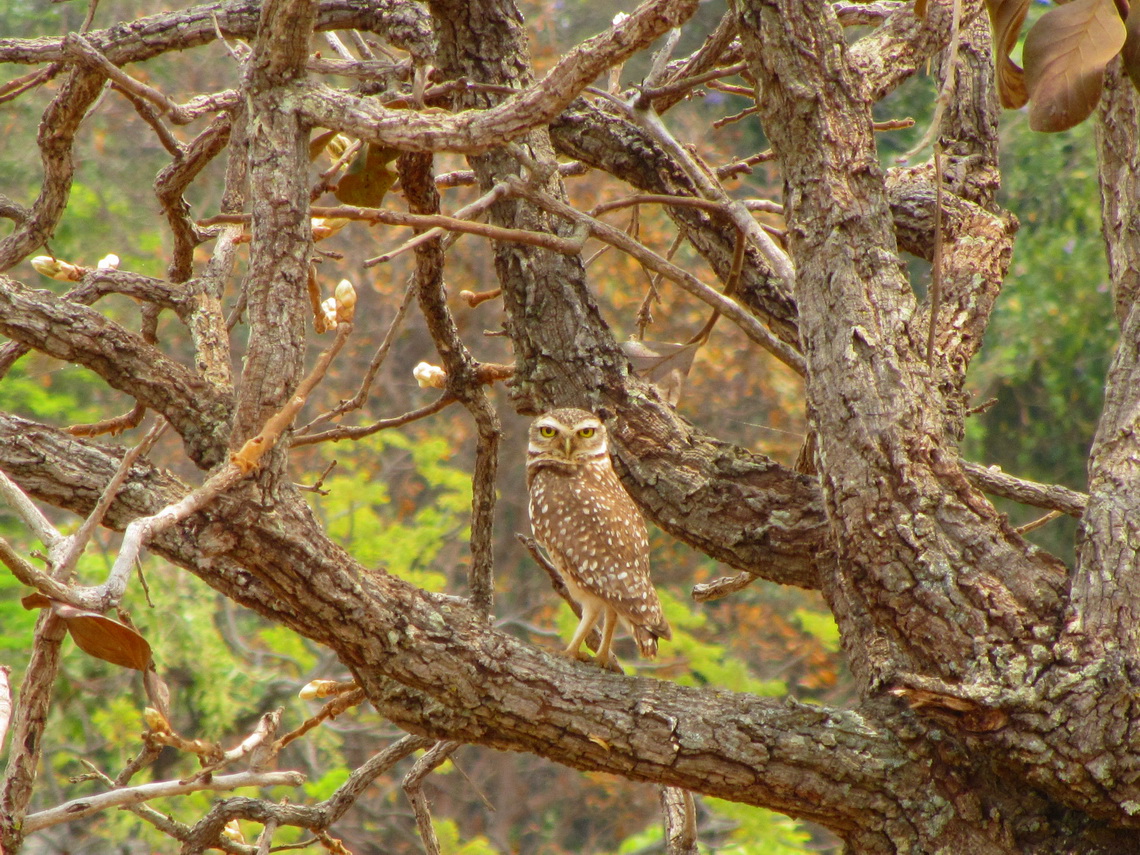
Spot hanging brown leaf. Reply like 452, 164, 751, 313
1122, 1, 1140, 94
52, 603, 153, 671
21, 592, 53, 610
1023, 0, 1126, 132
620, 340, 698, 407
985, 0, 1030, 108
334, 143, 399, 207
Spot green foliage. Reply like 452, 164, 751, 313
0, 358, 105, 425
434, 818, 499, 855
793, 608, 840, 654
702, 798, 813, 855
307, 430, 472, 593
653, 590, 786, 697
303, 766, 351, 801
0, 577, 37, 652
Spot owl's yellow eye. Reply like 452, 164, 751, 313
539, 426, 556, 438
578, 427, 596, 438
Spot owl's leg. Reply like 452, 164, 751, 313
564, 599, 603, 661
596, 607, 618, 666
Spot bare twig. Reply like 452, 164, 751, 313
1016, 510, 1064, 535
0, 539, 74, 603
68, 401, 147, 438
21, 771, 305, 834
294, 459, 338, 494
318, 733, 434, 826
900, 0, 962, 162
291, 396, 457, 448
276, 688, 366, 754
962, 461, 1088, 518
183, 709, 282, 783
63, 33, 194, 123
505, 177, 806, 374
297, 281, 417, 434
403, 740, 460, 855
400, 150, 500, 618
0, 468, 65, 556
0, 611, 67, 851
55, 418, 167, 579
638, 61, 748, 103
627, 104, 797, 295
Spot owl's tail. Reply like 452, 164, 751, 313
633, 619, 672, 659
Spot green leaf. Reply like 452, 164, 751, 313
1023, 0, 1126, 132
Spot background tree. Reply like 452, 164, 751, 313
0, 0, 1133, 853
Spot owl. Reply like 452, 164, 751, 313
527, 408, 671, 665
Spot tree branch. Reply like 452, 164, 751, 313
296, 0, 700, 154
22, 771, 305, 834
0, 274, 232, 467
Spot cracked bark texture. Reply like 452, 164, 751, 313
2, 0, 1140, 852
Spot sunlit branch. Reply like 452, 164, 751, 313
627, 102, 797, 295
21, 771, 306, 834
690, 570, 758, 603
63, 33, 195, 124
53, 418, 167, 580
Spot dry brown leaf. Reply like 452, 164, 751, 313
334, 143, 399, 207
308, 128, 339, 162
52, 603, 153, 671
1122, 1, 1140, 93
21, 592, 53, 610
985, 0, 1030, 108
1023, 0, 1126, 132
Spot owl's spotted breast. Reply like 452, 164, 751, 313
526, 409, 670, 664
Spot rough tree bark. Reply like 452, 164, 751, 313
1, 0, 1138, 852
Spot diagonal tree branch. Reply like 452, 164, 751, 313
0, 275, 232, 467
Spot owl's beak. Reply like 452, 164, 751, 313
563, 436, 573, 458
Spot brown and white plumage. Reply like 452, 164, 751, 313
526, 408, 671, 664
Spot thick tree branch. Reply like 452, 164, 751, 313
0, 68, 105, 271
0, 413, 931, 841
0, 0, 436, 67
0, 275, 232, 467
738, 0, 1064, 690
296, 0, 699, 154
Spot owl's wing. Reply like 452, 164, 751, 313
539, 469, 669, 636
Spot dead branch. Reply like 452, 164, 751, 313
504, 176, 805, 374
21, 770, 305, 834
403, 740, 460, 855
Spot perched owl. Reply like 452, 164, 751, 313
527, 408, 671, 665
